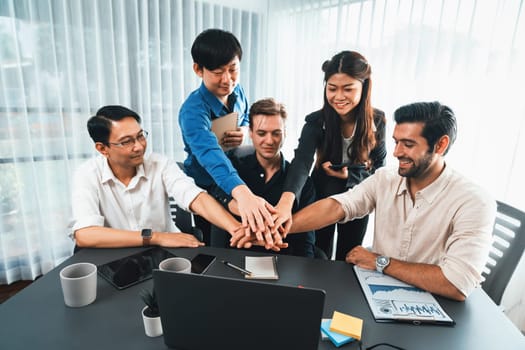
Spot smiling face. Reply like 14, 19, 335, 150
194, 56, 240, 103
392, 122, 438, 179
96, 117, 147, 173
249, 114, 284, 162
325, 73, 363, 118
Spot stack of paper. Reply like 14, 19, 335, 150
320, 311, 363, 347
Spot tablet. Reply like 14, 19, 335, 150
97, 247, 176, 290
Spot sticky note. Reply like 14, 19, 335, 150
321, 319, 355, 347
329, 311, 363, 340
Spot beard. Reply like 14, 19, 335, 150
397, 151, 433, 178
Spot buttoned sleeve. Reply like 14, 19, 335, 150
71, 161, 105, 232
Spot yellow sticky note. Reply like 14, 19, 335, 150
329, 311, 363, 341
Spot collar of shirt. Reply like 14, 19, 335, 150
100, 156, 148, 189
198, 82, 240, 116
241, 151, 286, 175
396, 163, 452, 204
233, 150, 287, 190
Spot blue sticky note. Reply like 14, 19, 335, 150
321, 319, 355, 347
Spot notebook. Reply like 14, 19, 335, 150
153, 270, 326, 350
245, 255, 279, 280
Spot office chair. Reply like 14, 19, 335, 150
169, 197, 203, 242
481, 201, 525, 305
314, 246, 329, 260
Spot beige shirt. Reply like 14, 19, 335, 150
331, 165, 496, 297
71, 153, 204, 233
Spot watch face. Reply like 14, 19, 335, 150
377, 256, 388, 266
141, 229, 152, 238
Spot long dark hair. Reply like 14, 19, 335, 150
317, 51, 376, 167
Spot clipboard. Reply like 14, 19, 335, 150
353, 265, 455, 326
211, 112, 238, 150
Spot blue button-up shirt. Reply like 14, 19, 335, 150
179, 82, 249, 194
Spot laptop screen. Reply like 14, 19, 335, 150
153, 270, 325, 350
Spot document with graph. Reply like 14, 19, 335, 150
353, 266, 455, 326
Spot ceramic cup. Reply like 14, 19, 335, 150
158, 257, 191, 273
59, 262, 97, 307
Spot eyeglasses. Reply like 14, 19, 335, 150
107, 130, 149, 149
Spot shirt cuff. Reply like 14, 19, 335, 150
71, 215, 105, 233
179, 187, 207, 213
439, 256, 481, 297
330, 192, 351, 224
222, 177, 245, 196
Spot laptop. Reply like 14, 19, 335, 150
153, 270, 326, 350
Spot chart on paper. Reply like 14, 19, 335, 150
354, 266, 454, 324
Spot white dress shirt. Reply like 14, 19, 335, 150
71, 153, 204, 233
331, 165, 496, 296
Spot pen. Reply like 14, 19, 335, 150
221, 260, 252, 275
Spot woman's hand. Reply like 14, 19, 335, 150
321, 161, 348, 179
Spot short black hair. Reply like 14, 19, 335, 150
87, 105, 141, 144
394, 101, 457, 155
191, 29, 242, 70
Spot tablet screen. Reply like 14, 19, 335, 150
97, 247, 176, 290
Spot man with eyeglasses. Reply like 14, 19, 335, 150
70, 105, 242, 248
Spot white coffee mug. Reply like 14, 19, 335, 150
158, 257, 191, 273
60, 262, 97, 307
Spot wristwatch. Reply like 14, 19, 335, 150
141, 229, 152, 247
376, 255, 390, 274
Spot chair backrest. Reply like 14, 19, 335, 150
481, 201, 525, 304
168, 197, 203, 242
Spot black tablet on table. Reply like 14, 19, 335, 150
97, 247, 176, 290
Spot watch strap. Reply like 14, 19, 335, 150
141, 229, 152, 247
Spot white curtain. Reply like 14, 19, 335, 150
1, 0, 524, 332
264, 0, 525, 332
0, 0, 262, 284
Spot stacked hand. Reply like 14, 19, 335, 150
230, 185, 295, 251
230, 227, 288, 252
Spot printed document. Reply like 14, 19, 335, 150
354, 266, 454, 325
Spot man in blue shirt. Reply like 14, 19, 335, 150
179, 29, 277, 246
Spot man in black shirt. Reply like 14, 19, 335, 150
210, 98, 316, 257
